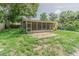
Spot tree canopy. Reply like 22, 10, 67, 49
59, 10, 79, 31
40, 12, 48, 21
49, 12, 57, 21
0, 3, 39, 22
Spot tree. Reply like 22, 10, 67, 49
0, 4, 11, 28
59, 10, 76, 31
40, 12, 48, 21
60, 10, 75, 23
0, 3, 39, 28
49, 12, 57, 21
10, 3, 39, 22
0, 6, 5, 23
75, 11, 79, 20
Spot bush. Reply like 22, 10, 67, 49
0, 19, 4, 23
64, 21, 76, 31
53, 21, 58, 31
65, 24, 76, 31
59, 21, 79, 31
74, 21, 79, 31
20, 28, 28, 34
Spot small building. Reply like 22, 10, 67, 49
21, 19, 55, 33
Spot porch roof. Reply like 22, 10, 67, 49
22, 20, 54, 24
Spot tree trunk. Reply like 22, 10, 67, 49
5, 19, 10, 29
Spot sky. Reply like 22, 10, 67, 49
36, 3, 79, 19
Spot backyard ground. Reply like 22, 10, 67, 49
0, 29, 79, 56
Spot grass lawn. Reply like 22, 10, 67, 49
0, 29, 79, 56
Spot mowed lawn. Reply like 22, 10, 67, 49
0, 29, 79, 55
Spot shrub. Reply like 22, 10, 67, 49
64, 21, 76, 31
59, 21, 79, 31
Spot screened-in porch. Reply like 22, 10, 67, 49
22, 20, 54, 33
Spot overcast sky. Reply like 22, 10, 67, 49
36, 3, 79, 18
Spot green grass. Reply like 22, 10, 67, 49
0, 29, 79, 55
0, 29, 38, 56
49, 30, 79, 55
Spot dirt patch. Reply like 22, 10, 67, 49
72, 48, 79, 56
32, 32, 57, 39
33, 36, 65, 55
33, 43, 65, 55
32, 32, 65, 55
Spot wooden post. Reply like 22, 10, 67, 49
49, 24, 51, 30
31, 22, 32, 31
41, 22, 43, 30
46, 23, 47, 30
51, 23, 53, 30
36, 22, 38, 30
50, 23, 53, 30
26, 21, 27, 31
